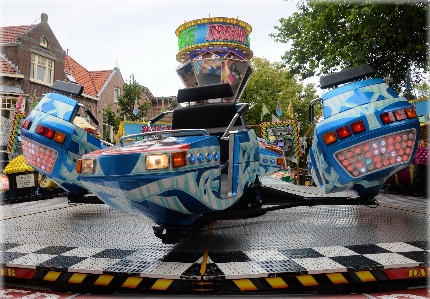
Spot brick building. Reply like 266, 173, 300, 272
0, 12, 161, 144
0, 13, 63, 118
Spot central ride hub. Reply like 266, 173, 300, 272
175, 17, 254, 102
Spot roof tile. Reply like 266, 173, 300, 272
90, 70, 113, 93
0, 56, 16, 73
0, 25, 34, 43
64, 55, 98, 97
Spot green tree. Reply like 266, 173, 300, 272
270, 0, 428, 92
103, 104, 121, 142
239, 57, 319, 136
413, 81, 430, 99
117, 75, 150, 121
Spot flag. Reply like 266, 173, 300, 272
276, 99, 282, 117
405, 69, 411, 92
261, 103, 269, 121
30, 91, 38, 110
133, 97, 139, 116
272, 114, 280, 122
16, 92, 23, 111
287, 101, 294, 119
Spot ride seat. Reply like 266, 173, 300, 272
171, 103, 242, 165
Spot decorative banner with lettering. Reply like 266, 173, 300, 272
178, 22, 250, 51
175, 17, 253, 62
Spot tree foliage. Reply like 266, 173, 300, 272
413, 81, 430, 99
270, 0, 429, 92
117, 75, 150, 121
239, 57, 320, 136
103, 104, 121, 142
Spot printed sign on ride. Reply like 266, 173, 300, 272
178, 22, 250, 51
206, 24, 248, 44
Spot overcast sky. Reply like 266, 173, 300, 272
0, 0, 300, 96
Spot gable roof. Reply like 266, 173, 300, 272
64, 55, 118, 99
0, 25, 34, 43
64, 55, 99, 97
90, 70, 113, 93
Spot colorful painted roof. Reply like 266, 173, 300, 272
0, 56, 17, 73
0, 25, 34, 43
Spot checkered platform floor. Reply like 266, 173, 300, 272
2, 241, 428, 279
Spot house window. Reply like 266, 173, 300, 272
114, 87, 120, 103
103, 123, 114, 143
30, 53, 54, 85
0, 96, 17, 119
40, 36, 48, 48
65, 72, 77, 83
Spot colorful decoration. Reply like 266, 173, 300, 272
175, 17, 254, 102
7, 110, 27, 156
415, 144, 429, 165
3, 155, 34, 174
176, 17, 252, 61
260, 120, 301, 160
115, 121, 172, 144
16, 92, 23, 111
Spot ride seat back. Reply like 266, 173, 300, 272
172, 103, 242, 164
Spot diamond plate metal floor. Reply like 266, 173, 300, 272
1, 181, 428, 283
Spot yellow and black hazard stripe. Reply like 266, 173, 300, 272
2, 266, 428, 293
226, 268, 428, 292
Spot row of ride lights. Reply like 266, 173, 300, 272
322, 107, 417, 146
21, 138, 58, 174
336, 130, 416, 177
77, 150, 284, 174
77, 151, 223, 174
21, 120, 67, 144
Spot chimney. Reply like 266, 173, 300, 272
41, 13, 48, 23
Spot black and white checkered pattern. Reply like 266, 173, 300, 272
2, 241, 428, 280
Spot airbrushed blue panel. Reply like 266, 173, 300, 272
99, 154, 141, 176
32, 94, 78, 122
322, 78, 385, 100
322, 79, 404, 119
